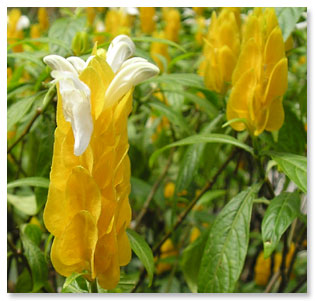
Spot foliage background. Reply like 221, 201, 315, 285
7, 6, 307, 293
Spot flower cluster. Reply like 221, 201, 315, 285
226, 8, 288, 135
200, 8, 241, 94
43, 35, 159, 289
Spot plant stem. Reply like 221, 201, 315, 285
90, 279, 98, 293
7, 84, 56, 154
133, 148, 174, 231
131, 148, 238, 292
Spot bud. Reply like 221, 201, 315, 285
71, 31, 89, 56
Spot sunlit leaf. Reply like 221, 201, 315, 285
262, 191, 301, 258
270, 151, 307, 192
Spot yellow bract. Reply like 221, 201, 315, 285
150, 31, 170, 72
139, 7, 156, 34
44, 54, 133, 289
163, 8, 181, 42
7, 9, 24, 52
201, 8, 241, 94
227, 8, 288, 136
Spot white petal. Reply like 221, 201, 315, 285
105, 58, 159, 106
106, 35, 135, 73
124, 7, 139, 16
44, 55, 78, 75
70, 90, 93, 156
66, 56, 86, 74
16, 15, 30, 31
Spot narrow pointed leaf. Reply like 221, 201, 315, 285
150, 134, 254, 167
126, 229, 154, 287
198, 184, 260, 293
262, 191, 301, 258
270, 151, 307, 193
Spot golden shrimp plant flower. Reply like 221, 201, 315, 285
201, 8, 241, 94
43, 35, 159, 289
227, 8, 288, 136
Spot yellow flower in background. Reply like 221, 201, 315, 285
192, 7, 205, 16
156, 238, 178, 274
43, 35, 159, 289
190, 227, 201, 243
201, 8, 241, 94
164, 182, 175, 199
254, 244, 296, 286
139, 7, 156, 34
7, 8, 29, 52
150, 31, 170, 72
86, 7, 96, 26
195, 16, 206, 45
38, 7, 49, 32
105, 8, 138, 39
30, 24, 41, 40
227, 8, 288, 136
163, 8, 181, 42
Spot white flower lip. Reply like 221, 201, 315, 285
106, 35, 136, 73
16, 15, 30, 31
44, 54, 93, 156
105, 57, 160, 106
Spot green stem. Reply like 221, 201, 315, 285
90, 278, 98, 293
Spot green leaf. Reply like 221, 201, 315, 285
196, 190, 226, 207
150, 133, 254, 167
175, 116, 224, 193
198, 184, 260, 293
22, 224, 42, 247
7, 52, 45, 67
262, 191, 301, 258
149, 100, 192, 135
270, 152, 307, 193
145, 73, 204, 89
48, 17, 86, 56
15, 268, 33, 293
275, 106, 306, 155
61, 275, 89, 293
7, 194, 37, 215
20, 224, 48, 292
275, 7, 305, 41
181, 228, 210, 293
7, 177, 49, 189
7, 92, 44, 131
126, 229, 154, 287
132, 36, 186, 53
63, 271, 89, 290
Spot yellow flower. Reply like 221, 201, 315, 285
105, 8, 138, 39
156, 238, 178, 274
150, 31, 170, 72
163, 8, 181, 42
254, 251, 271, 286
43, 35, 159, 289
38, 7, 49, 32
192, 7, 205, 16
195, 16, 206, 45
7, 8, 29, 52
86, 7, 96, 26
227, 8, 288, 136
31, 24, 41, 40
254, 243, 296, 286
164, 182, 175, 198
190, 227, 201, 243
139, 7, 156, 34
201, 8, 241, 94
